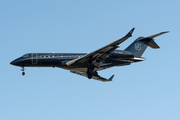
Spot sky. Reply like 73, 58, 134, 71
1, 0, 180, 120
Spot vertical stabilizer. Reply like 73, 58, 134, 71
125, 37, 148, 57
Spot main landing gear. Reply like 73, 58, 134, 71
21, 66, 25, 76
87, 65, 95, 79
87, 66, 99, 79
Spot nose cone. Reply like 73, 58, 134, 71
10, 59, 19, 66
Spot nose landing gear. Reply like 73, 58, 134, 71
22, 71, 25, 76
21, 66, 25, 76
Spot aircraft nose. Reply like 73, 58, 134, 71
10, 59, 19, 66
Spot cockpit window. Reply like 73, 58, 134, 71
23, 54, 28, 58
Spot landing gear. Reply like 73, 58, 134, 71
22, 72, 25, 76
87, 72, 93, 79
21, 66, 25, 76
87, 65, 94, 79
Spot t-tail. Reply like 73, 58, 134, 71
125, 31, 169, 57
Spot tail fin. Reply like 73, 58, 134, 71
125, 31, 169, 57
125, 37, 148, 57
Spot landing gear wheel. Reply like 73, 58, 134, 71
22, 72, 25, 76
87, 71, 93, 79
21, 66, 25, 76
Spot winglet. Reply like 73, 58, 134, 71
125, 28, 135, 37
108, 75, 114, 81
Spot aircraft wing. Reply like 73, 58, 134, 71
70, 71, 114, 82
66, 28, 135, 67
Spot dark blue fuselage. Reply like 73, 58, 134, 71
10, 50, 145, 72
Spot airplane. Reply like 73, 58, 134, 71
10, 28, 168, 82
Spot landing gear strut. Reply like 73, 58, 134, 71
87, 65, 94, 79
21, 66, 25, 76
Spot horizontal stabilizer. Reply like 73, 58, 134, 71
149, 40, 160, 48
139, 31, 169, 49
70, 71, 114, 82
147, 31, 169, 39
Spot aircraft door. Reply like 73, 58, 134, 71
32, 53, 38, 64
